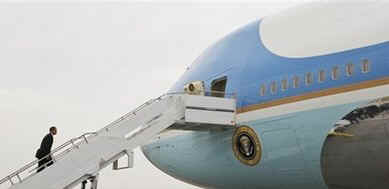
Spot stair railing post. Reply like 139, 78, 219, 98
90, 173, 99, 189
82, 135, 89, 144
8, 176, 13, 185
16, 174, 22, 183
81, 180, 87, 189
70, 139, 79, 149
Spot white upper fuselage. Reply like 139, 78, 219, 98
261, 0, 389, 58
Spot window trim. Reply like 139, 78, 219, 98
281, 79, 288, 91
292, 76, 300, 88
305, 72, 313, 86
270, 81, 277, 94
346, 63, 354, 77
260, 84, 266, 96
331, 66, 339, 80
362, 59, 370, 73
318, 70, 326, 83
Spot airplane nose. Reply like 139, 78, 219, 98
321, 100, 389, 189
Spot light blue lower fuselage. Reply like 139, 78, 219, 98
142, 102, 363, 189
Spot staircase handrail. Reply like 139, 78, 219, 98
0, 90, 236, 187
100, 91, 236, 132
0, 132, 97, 186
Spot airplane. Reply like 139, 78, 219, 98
1, 0, 389, 189
139, 0, 389, 189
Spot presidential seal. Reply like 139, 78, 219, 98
232, 126, 262, 166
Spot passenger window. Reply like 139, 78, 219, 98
318, 70, 326, 83
270, 81, 277, 94
281, 79, 288, 91
332, 66, 339, 80
346, 63, 354, 76
362, 59, 370, 73
260, 84, 266, 96
305, 72, 313, 85
292, 76, 299, 88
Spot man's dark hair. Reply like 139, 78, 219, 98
49, 126, 57, 132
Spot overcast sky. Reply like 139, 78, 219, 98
0, 1, 307, 188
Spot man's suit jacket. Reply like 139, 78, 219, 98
40, 133, 53, 156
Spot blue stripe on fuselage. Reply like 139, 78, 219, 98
169, 20, 389, 108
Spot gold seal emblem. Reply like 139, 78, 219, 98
232, 126, 262, 166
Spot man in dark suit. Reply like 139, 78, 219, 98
37, 126, 57, 173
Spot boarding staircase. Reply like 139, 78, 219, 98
0, 93, 236, 189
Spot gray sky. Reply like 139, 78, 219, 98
0, 1, 305, 188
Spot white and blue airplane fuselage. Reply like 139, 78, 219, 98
142, 1, 389, 188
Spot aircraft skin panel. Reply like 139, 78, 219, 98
260, 0, 389, 58
143, 1, 389, 188
170, 20, 389, 111
237, 82, 389, 122
142, 100, 364, 189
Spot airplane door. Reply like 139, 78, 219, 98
211, 76, 227, 97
